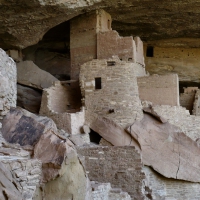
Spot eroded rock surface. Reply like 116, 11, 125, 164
17, 61, 58, 90
2, 107, 57, 146
128, 113, 200, 182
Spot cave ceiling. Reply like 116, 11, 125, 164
1, 0, 200, 49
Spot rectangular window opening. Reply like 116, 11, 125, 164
146, 46, 154, 57
107, 61, 116, 66
95, 77, 102, 89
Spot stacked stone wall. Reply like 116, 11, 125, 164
0, 48, 17, 119
77, 146, 146, 200
80, 58, 144, 128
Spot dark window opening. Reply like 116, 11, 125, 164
146, 46, 154, 57
89, 130, 102, 144
95, 77, 102, 89
128, 58, 132, 61
109, 109, 115, 113
107, 61, 116, 66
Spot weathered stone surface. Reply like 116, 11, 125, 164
17, 84, 42, 114
33, 129, 92, 199
0, 48, 17, 119
88, 113, 140, 151
77, 146, 146, 199
144, 166, 200, 200
2, 1, 200, 49
17, 61, 58, 90
2, 107, 57, 146
145, 45, 200, 83
0, 162, 23, 200
128, 113, 200, 182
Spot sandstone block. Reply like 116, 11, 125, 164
17, 61, 58, 90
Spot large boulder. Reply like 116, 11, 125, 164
128, 113, 200, 182
33, 117, 93, 199
89, 114, 140, 151
17, 61, 58, 90
17, 84, 42, 114
2, 107, 57, 146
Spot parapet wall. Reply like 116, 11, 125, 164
77, 146, 146, 200
0, 48, 17, 119
80, 58, 144, 128
138, 74, 179, 106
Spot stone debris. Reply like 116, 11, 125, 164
17, 61, 58, 90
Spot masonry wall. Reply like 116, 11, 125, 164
137, 74, 179, 106
144, 166, 200, 200
77, 146, 146, 200
0, 48, 17, 119
97, 31, 136, 61
152, 105, 200, 141
145, 45, 200, 83
192, 89, 200, 116
79, 58, 144, 128
39, 81, 84, 134
180, 87, 198, 113
70, 10, 111, 80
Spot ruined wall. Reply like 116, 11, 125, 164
40, 81, 84, 134
151, 105, 200, 141
0, 48, 17, 119
79, 58, 144, 128
144, 166, 200, 200
137, 74, 179, 106
77, 146, 146, 200
70, 9, 112, 80
97, 31, 136, 61
192, 89, 200, 116
2, 158, 42, 200
180, 87, 198, 113
145, 45, 200, 82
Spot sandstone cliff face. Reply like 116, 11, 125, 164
1, 0, 200, 49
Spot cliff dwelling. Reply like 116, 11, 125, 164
2, 2, 200, 200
